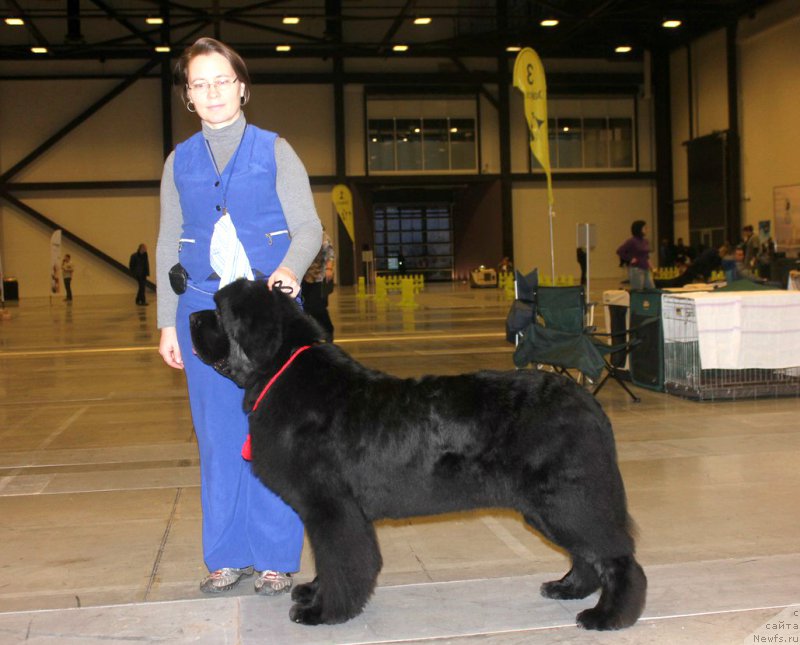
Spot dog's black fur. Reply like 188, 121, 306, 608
189, 279, 647, 630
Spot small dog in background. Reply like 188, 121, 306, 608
190, 279, 647, 630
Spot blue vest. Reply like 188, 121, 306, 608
173, 125, 290, 283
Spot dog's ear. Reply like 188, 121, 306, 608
214, 279, 322, 369
214, 280, 282, 368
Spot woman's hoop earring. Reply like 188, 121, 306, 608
240, 95, 246, 107
187, 101, 196, 113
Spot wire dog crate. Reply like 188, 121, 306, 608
662, 295, 800, 400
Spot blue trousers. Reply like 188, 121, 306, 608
628, 267, 655, 290
176, 281, 304, 573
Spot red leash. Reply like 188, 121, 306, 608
241, 344, 312, 461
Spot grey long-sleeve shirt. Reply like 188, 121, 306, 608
156, 113, 322, 328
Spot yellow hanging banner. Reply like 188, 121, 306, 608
513, 48, 553, 205
332, 184, 355, 242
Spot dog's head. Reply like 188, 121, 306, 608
189, 279, 324, 387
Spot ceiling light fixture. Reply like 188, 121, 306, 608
540, 19, 559, 27
276, 45, 291, 52
414, 17, 431, 25
155, 46, 170, 53
506, 45, 521, 52
662, 19, 682, 28
393, 44, 409, 52
282, 17, 300, 25
145, 17, 164, 25
31, 46, 48, 54
615, 45, 632, 53
5, 17, 24, 26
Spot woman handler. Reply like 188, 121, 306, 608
156, 37, 322, 595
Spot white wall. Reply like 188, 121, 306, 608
739, 2, 800, 230
512, 181, 656, 280
670, 1, 800, 245
0, 79, 164, 297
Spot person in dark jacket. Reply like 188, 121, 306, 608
129, 243, 150, 305
657, 246, 723, 288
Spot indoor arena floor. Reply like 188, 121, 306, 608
0, 279, 798, 644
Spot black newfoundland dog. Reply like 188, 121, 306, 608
189, 279, 646, 630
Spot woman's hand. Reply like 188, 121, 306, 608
268, 266, 300, 297
159, 326, 184, 369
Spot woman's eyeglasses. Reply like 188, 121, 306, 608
187, 77, 239, 93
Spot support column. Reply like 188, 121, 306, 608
652, 47, 674, 249
726, 22, 742, 241
496, 0, 514, 262
327, 0, 354, 285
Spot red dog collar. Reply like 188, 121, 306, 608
242, 345, 312, 461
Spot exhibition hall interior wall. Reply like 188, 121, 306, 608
1, 0, 798, 296
669, 0, 800, 246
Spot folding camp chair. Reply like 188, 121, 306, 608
522, 285, 597, 382
588, 323, 655, 402
505, 268, 538, 344
512, 284, 656, 402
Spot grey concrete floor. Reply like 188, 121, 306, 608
0, 280, 798, 644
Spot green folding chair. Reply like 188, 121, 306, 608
514, 285, 656, 402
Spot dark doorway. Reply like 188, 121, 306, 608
373, 189, 455, 281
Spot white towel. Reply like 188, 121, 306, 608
209, 213, 254, 287
688, 292, 800, 369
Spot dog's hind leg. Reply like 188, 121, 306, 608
523, 514, 600, 600
290, 496, 382, 625
575, 555, 646, 631
540, 555, 600, 600
523, 507, 646, 630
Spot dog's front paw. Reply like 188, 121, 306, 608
290, 602, 324, 625
291, 580, 318, 605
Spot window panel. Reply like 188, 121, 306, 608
428, 243, 453, 256
366, 98, 478, 173
555, 118, 582, 168
449, 118, 477, 170
427, 217, 450, 230
427, 230, 451, 243
583, 117, 608, 168
528, 99, 635, 172
423, 118, 449, 170
368, 119, 395, 171
396, 118, 423, 171
609, 117, 633, 168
